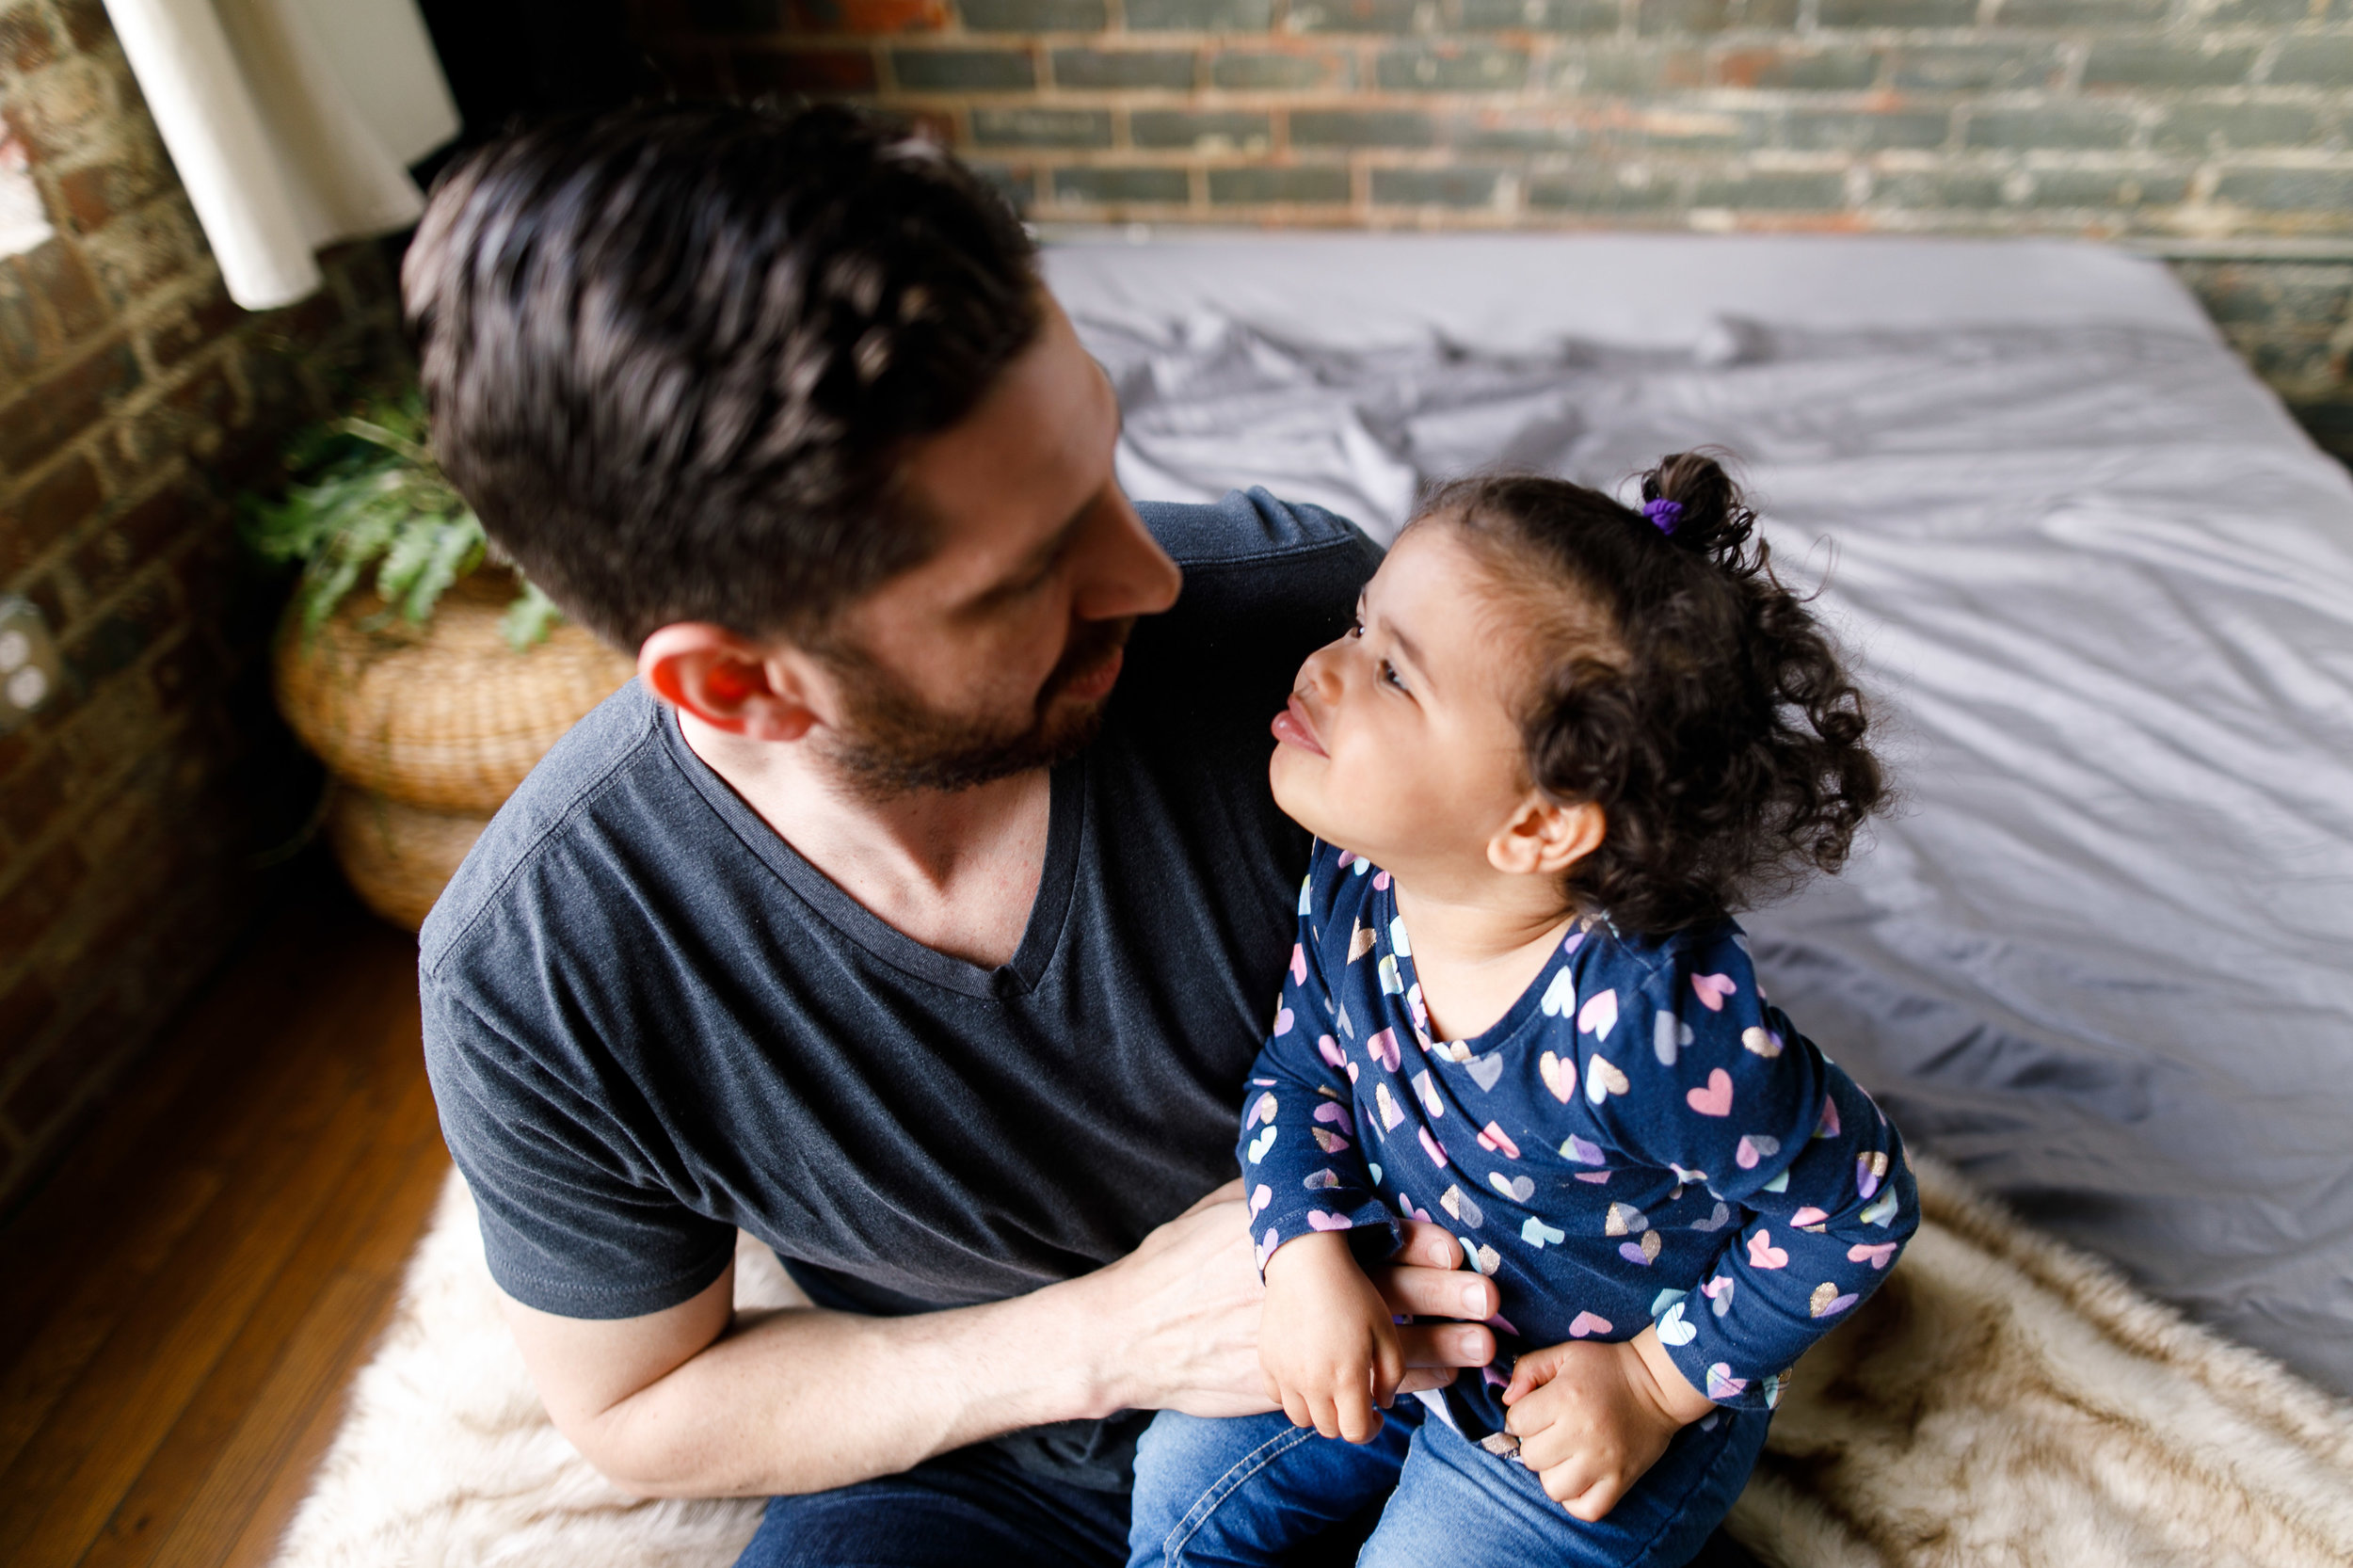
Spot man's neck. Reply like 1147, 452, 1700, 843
679, 710, 1052, 970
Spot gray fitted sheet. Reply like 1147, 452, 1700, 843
1044, 234, 2353, 1396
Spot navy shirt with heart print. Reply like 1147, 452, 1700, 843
1243, 839, 1918, 1430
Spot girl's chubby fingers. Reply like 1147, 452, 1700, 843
1557, 1469, 1628, 1524
1501, 1342, 1573, 1406
1281, 1387, 1313, 1432
1336, 1385, 1381, 1445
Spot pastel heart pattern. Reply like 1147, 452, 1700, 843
1465, 1053, 1505, 1093
1471, 1243, 1501, 1275
1521, 1217, 1567, 1249
1311, 1128, 1351, 1154
1348, 923, 1377, 963
1657, 1302, 1696, 1346
1376, 1083, 1404, 1129
1399, 1195, 1431, 1223
1568, 1311, 1613, 1338
1577, 987, 1620, 1041
1313, 1101, 1354, 1132
1740, 1026, 1783, 1059
1388, 916, 1412, 956
1584, 1055, 1630, 1106
1654, 1010, 1692, 1066
1560, 1132, 1605, 1165
1735, 1133, 1780, 1170
1477, 1121, 1521, 1160
1619, 1231, 1661, 1266
1651, 1288, 1689, 1316
1686, 1069, 1735, 1117
1378, 955, 1403, 996
1690, 973, 1737, 1012
1562, 929, 1586, 955
1248, 1092, 1277, 1128
1412, 1070, 1445, 1117
1816, 1096, 1841, 1140
1306, 1210, 1353, 1232
1575, 1171, 1612, 1185
1705, 1365, 1748, 1401
1250, 1184, 1271, 1215
1849, 1241, 1898, 1271
1289, 943, 1308, 984
1761, 1170, 1789, 1194
1789, 1206, 1829, 1229
1707, 1280, 1736, 1317
1303, 1169, 1339, 1191
1439, 1185, 1484, 1227
1860, 1189, 1900, 1228
1346, 1063, 1359, 1083
1701, 1274, 1734, 1299
1689, 1201, 1732, 1233
1763, 1374, 1784, 1411
1257, 1227, 1278, 1269
1273, 1006, 1295, 1037
1372, 871, 1391, 890
1368, 1029, 1402, 1074
1746, 1230, 1789, 1270
1247, 1127, 1277, 1163
1317, 1034, 1346, 1069
1604, 1202, 1649, 1237
1418, 1127, 1449, 1167
1856, 1151, 1888, 1200
1368, 1162, 1383, 1185
1488, 1172, 1535, 1204
1810, 1282, 1859, 1319
1539, 968, 1577, 1018
1538, 1050, 1577, 1104
1337, 849, 1357, 871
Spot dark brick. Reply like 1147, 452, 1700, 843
890, 48, 1032, 89
1448, 112, 1587, 152
1458, 0, 1619, 29
0, 337, 140, 472
2289, 398, 2353, 466
2267, 36, 2353, 88
2177, 263, 2353, 328
1870, 168, 2008, 208
792, 0, 950, 29
2153, 104, 2324, 154
1964, 104, 2138, 152
1590, 105, 1760, 152
2240, 336, 2339, 386
961, 0, 1106, 26
0, 839, 83, 958
63, 572, 175, 685
971, 107, 1113, 147
1886, 45, 2064, 94
56, 137, 175, 235
15, 240, 110, 347
1710, 46, 1879, 91
1208, 166, 1352, 203
1689, 168, 1849, 209
2082, 41, 2259, 89
0, 453, 102, 579
1370, 165, 1506, 205
733, 47, 880, 91
1131, 110, 1273, 150
1526, 168, 1681, 211
967, 161, 1037, 211
1209, 50, 1353, 89
0, 744, 71, 849
1290, 108, 1438, 147
687, 0, 786, 27
145, 281, 243, 370
0, 975, 60, 1073
2018, 168, 2190, 207
1817, 0, 1974, 26
1052, 166, 1193, 202
0, 263, 40, 379
1639, 0, 1798, 31
1551, 44, 1707, 95
56, 0, 110, 50
72, 484, 192, 600
1283, 0, 1421, 31
1784, 109, 1949, 152
144, 622, 219, 713
0, 4, 56, 72
1125, 0, 1274, 24
1375, 45, 1529, 90
1994, 0, 2166, 22
2215, 167, 2353, 212
2203, 0, 2323, 17
1051, 48, 1197, 88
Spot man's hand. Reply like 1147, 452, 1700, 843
1258, 1232, 1402, 1442
1499, 1324, 1716, 1522
1080, 1186, 1497, 1420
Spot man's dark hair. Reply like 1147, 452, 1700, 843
404, 102, 1042, 650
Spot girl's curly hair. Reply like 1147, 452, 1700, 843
1425, 456, 1886, 935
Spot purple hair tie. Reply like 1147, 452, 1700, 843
1643, 498, 1684, 535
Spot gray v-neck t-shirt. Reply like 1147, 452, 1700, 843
419, 488, 1380, 1489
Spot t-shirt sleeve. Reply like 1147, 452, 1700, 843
423, 974, 737, 1320
1577, 932, 1917, 1411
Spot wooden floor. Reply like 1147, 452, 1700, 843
0, 874, 447, 1568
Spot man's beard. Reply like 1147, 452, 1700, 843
821, 617, 1133, 800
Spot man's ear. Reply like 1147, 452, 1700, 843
1487, 792, 1605, 879
637, 623, 823, 744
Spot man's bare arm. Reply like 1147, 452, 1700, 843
503, 1183, 1499, 1498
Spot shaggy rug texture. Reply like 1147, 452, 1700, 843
272, 1159, 2353, 1568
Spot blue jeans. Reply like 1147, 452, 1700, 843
1128, 1399, 1770, 1568
735, 1440, 1130, 1568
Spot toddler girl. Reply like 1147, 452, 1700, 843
1128, 456, 1916, 1568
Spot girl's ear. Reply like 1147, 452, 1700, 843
638, 623, 824, 743
1486, 792, 1605, 879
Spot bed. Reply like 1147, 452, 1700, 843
1042, 232, 2353, 1400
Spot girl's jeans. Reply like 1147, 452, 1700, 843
1128, 1396, 1769, 1568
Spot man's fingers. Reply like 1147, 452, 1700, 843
1180, 1179, 1245, 1218
1394, 1320, 1494, 1371
1394, 1366, 1452, 1395
1392, 1219, 1464, 1271
1374, 1263, 1499, 1324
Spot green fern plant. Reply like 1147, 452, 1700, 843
241, 390, 561, 650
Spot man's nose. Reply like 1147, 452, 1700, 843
1072, 491, 1181, 623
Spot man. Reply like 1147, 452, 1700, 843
408, 102, 1499, 1565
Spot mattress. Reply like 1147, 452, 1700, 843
1042, 233, 2353, 1398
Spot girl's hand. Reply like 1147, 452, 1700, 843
1257, 1231, 1406, 1443
1499, 1324, 1716, 1521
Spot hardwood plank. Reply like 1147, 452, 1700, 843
70, 1059, 441, 1568
0, 984, 424, 1566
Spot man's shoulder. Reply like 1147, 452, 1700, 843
1137, 488, 1383, 577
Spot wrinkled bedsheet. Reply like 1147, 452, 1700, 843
1046, 235, 2353, 1397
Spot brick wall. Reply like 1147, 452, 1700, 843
625, 0, 2353, 454
0, 0, 405, 1207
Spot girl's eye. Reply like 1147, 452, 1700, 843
1379, 659, 1408, 693
1347, 617, 1366, 639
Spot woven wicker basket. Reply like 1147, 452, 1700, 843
326, 787, 494, 933
275, 570, 633, 816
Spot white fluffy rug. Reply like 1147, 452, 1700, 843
273, 1160, 2353, 1568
